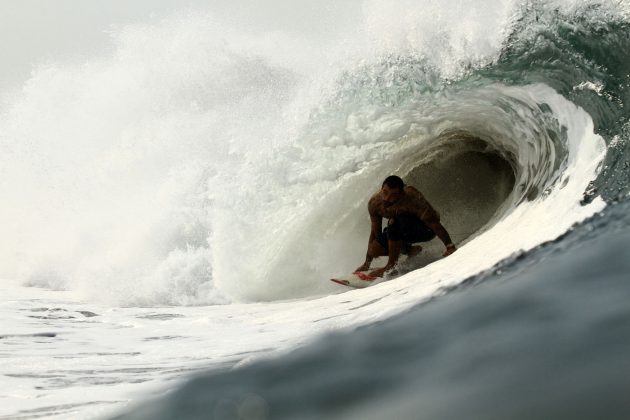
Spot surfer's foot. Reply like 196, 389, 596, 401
407, 245, 422, 257
355, 262, 371, 272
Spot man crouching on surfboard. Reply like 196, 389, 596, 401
356, 175, 457, 277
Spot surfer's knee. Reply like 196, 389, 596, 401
386, 217, 403, 241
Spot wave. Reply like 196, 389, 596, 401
212, 80, 605, 302
0, 0, 627, 306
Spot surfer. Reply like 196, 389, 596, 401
356, 175, 457, 277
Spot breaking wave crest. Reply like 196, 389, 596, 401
2, 0, 628, 306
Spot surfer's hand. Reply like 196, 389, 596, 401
443, 244, 457, 257
356, 262, 370, 272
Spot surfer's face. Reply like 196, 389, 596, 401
381, 185, 403, 204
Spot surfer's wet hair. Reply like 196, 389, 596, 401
382, 175, 405, 190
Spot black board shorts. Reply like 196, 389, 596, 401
376, 214, 436, 254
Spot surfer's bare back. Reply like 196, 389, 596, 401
357, 175, 457, 277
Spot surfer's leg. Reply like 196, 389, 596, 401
388, 215, 435, 256
367, 228, 391, 258
382, 219, 404, 266
386, 238, 402, 268
358, 231, 389, 271
399, 215, 436, 245
367, 239, 387, 259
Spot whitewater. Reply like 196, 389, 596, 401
1, 0, 630, 419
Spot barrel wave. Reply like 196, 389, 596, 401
0, 1, 626, 305
1, 1, 630, 418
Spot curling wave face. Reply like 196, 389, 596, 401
212, 78, 605, 301
0, 0, 628, 306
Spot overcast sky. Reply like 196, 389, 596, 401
0, 0, 219, 90
0, 0, 361, 91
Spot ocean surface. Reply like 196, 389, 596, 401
1, 1, 629, 419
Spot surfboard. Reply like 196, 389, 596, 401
330, 271, 377, 288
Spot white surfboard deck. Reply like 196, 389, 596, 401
330, 271, 377, 288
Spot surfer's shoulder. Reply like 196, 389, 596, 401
403, 185, 425, 205
404, 185, 439, 221
404, 185, 421, 196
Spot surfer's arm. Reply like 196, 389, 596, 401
416, 199, 457, 257
356, 212, 382, 272
426, 220, 456, 256
408, 192, 456, 257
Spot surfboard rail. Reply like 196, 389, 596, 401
330, 271, 377, 288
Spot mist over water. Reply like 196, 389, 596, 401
1, 11, 314, 305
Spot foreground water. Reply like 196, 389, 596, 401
1, 1, 630, 419
118, 198, 630, 420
